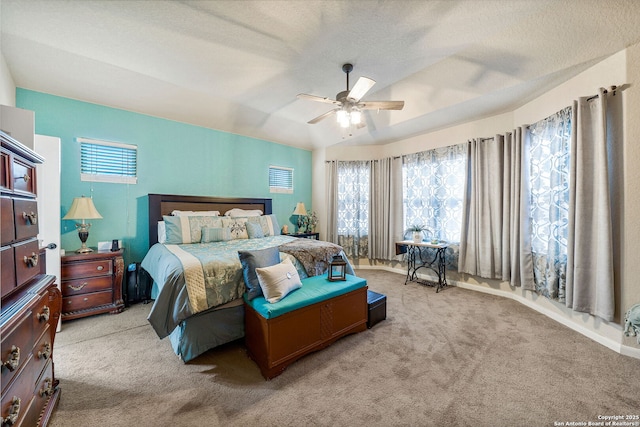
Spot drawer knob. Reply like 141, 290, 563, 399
68, 282, 88, 291
37, 306, 50, 322
23, 252, 38, 268
97, 265, 104, 271
22, 211, 38, 225
1, 396, 21, 426
38, 342, 52, 360
2, 346, 20, 372
15, 173, 30, 182
39, 378, 54, 397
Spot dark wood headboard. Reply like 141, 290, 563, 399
148, 194, 273, 247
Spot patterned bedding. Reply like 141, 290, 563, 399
141, 235, 351, 339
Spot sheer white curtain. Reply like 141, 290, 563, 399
566, 88, 615, 321
336, 161, 370, 259
369, 157, 403, 260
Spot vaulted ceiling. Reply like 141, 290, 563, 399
3, 0, 640, 150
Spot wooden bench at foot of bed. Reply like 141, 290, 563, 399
244, 274, 368, 379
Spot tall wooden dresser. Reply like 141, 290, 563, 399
1, 130, 61, 426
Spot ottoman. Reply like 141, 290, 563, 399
367, 290, 387, 328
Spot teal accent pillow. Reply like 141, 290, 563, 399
248, 214, 281, 236
238, 246, 280, 300
163, 215, 223, 244
201, 227, 232, 243
246, 222, 265, 239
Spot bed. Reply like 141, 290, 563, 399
140, 194, 352, 362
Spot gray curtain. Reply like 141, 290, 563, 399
369, 157, 403, 260
458, 137, 505, 279
325, 160, 338, 244
566, 88, 615, 321
505, 128, 535, 290
458, 130, 534, 288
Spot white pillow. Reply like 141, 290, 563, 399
255, 259, 302, 303
158, 221, 166, 244
171, 210, 220, 216
224, 208, 263, 217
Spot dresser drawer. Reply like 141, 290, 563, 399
62, 276, 113, 296
13, 238, 40, 287
1, 355, 36, 427
11, 156, 37, 196
32, 325, 53, 384
31, 291, 53, 339
1, 246, 16, 297
1, 309, 34, 395
63, 290, 113, 313
0, 150, 8, 190
27, 359, 55, 427
1, 196, 15, 244
62, 259, 112, 280
13, 199, 39, 241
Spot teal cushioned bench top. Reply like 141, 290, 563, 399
244, 273, 367, 319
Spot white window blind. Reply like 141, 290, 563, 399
269, 166, 293, 194
78, 137, 137, 184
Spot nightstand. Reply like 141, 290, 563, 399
61, 249, 125, 320
289, 232, 319, 240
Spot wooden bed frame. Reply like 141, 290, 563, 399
147, 193, 273, 246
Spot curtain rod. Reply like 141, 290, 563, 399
586, 85, 619, 102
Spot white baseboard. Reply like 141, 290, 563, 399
354, 265, 640, 360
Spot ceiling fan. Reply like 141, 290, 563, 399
297, 63, 405, 129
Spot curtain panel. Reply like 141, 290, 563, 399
566, 88, 615, 321
369, 157, 403, 260
325, 161, 339, 244
336, 160, 371, 259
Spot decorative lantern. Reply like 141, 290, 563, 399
328, 254, 347, 281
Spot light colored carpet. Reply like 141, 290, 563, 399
49, 270, 640, 427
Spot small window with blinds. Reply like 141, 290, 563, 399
269, 165, 293, 194
78, 137, 137, 184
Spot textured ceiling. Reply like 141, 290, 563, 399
2, 0, 640, 150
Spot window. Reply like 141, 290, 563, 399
337, 161, 370, 258
269, 166, 293, 194
79, 137, 137, 184
527, 106, 572, 300
402, 144, 466, 243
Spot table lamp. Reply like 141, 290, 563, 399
293, 202, 307, 232
62, 196, 103, 253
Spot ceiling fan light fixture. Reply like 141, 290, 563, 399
350, 109, 362, 125
337, 109, 350, 128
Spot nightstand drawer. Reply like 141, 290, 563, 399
62, 276, 113, 296
62, 259, 112, 279
63, 290, 113, 313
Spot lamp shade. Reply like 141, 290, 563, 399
62, 196, 103, 220
292, 202, 307, 216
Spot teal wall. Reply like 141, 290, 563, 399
16, 89, 312, 265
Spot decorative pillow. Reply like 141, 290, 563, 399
224, 208, 263, 217
221, 217, 249, 239
247, 214, 281, 237
201, 227, 232, 243
238, 247, 281, 300
171, 210, 220, 216
163, 215, 223, 244
246, 222, 265, 239
255, 259, 302, 304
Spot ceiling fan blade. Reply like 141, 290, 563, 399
297, 93, 339, 105
357, 100, 405, 110
347, 77, 375, 101
308, 109, 338, 124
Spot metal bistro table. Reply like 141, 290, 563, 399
396, 240, 449, 292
